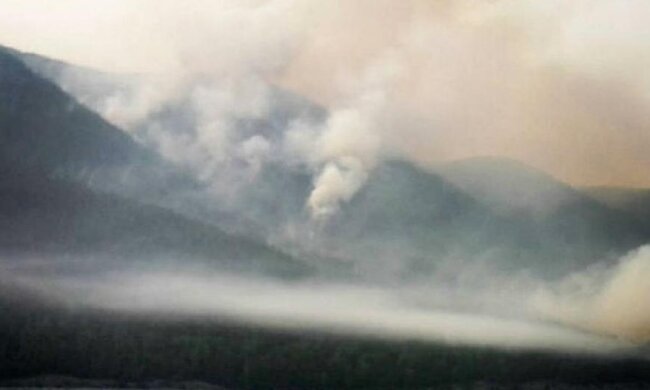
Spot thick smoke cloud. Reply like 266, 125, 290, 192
533, 245, 650, 343
3, 0, 650, 208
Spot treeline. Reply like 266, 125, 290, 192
0, 294, 649, 389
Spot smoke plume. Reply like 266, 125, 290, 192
3, 0, 650, 213
533, 245, 650, 342
305, 52, 401, 218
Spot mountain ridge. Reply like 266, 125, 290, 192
0, 44, 313, 279
2, 42, 649, 281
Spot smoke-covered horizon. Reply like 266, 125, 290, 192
2, 0, 650, 189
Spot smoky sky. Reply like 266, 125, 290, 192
1, 0, 650, 187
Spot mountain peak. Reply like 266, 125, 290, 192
0, 47, 147, 174
436, 156, 580, 216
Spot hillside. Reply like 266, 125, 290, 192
1, 290, 649, 389
2, 43, 648, 281
0, 165, 310, 278
0, 46, 310, 278
438, 157, 583, 217
585, 186, 650, 220
0, 43, 135, 105
0, 48, 149, 174
432, 157, 650, 273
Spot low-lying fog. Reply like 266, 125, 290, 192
4, 245, 649, 356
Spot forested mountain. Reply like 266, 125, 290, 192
4, 42, 650, 282
227, 157, 650, 278
436, 157, 650, 273
0, 48, 148, 174
0, 46, 310, 278
0, 167, 310, 278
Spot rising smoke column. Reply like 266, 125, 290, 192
306, 51, 403, 219
8, 0, 650, 201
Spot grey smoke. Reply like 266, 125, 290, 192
533, 245, 650, 343
5, 245, 650, 354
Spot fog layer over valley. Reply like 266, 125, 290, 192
2, 244, 649, 354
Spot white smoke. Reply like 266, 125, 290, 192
308, 159, 369, 219
7, 266, 628, 355
239, 135, 272, 176
305, 52, 403, 218
9, 0, 650, 211
97, 76, 180, 129
5, 246, 650, 355
21, 0, 317, 195
4, 1, 650, 187
532, 245, 650, 342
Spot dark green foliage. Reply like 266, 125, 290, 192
0, 294, 648, 389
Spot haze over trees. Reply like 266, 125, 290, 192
1, 1, 650, 388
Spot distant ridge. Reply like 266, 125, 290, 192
1, 43, 649, 281
0, 47, 148, 174
584, 186, 650, 220
435, 156, 650, 271
0, 45, 311, 278
437, 156, 583, 217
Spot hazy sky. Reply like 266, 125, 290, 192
1, 0, 650, 187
